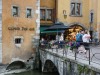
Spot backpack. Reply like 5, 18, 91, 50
76, 33, 83, 42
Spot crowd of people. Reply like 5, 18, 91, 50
75, 30, 91, 57
40, 30, 99, 58
40, 33, 65, 48
69, 30, 99, 57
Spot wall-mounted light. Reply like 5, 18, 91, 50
63, 10, 67, 19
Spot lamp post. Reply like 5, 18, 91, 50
63, 10, 67, 19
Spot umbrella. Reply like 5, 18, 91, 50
44, 22, 71, 35
44, 22, 71, 41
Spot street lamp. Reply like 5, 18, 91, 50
63, 10, 67, 19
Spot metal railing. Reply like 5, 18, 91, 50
39, 41, 100, 66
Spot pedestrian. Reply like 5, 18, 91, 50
76, 30, 84, 44
82, 30, 91, 58
93, 31, 99, 45
76, 30, 84, 50
40, 38, 45, 48
59, 33, 64, 48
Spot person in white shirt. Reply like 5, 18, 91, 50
82, 31, 91, 58
59, 33, 64, 41
82, 31, 90, 43
59, 33, 64, 48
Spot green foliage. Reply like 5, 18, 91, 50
68, 62, 71, 73
77, 64, 84, 75
91, 70, 96, 75
84, 66, 90, 74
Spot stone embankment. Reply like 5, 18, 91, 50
0, 64, 27, 75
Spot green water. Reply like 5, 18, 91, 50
6, 70, 59, 75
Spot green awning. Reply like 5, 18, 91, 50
40, 27, 48, 33
40, 26, 64, 33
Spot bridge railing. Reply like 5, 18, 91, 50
39, 41, 100, 66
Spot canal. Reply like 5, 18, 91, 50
6, 70, 59, 75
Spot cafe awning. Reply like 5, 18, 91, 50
40, 26, 64, 33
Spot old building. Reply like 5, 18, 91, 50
40, 0, 100, 41
57, 0, 100, 41
92, 0, 100, 41
40, 0, 57, 40
2, 0, 40, 64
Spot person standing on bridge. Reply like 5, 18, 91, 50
76, 30, 84, 46
82, 30, 91, 58
59, 33, 64, 48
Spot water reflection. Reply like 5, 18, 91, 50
6, 70, 59, 75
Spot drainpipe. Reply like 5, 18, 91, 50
55, 0, 57, 23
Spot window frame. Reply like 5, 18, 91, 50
26, 7, 33, 18
15, 38, 21, 44
46, 9, 53, 21
40, 8, 53, 21
14, 36, 23, 47
12, 5, 19, 17
70, 2, 82, 17
40, 9, 46, 21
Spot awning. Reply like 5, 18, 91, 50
40, 26, 64, 33
40, 26, 48, 33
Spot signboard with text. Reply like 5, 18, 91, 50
8, 27, 34, 31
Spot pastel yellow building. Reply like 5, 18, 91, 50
40, 0, 56, 25
57, 0, 100, 41
40, 0, 100, 41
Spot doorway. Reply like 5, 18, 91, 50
64, 25, 85, 41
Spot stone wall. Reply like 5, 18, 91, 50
2, 0, 39, 64
40, 50, 100, 75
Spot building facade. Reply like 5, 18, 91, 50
57, 0, 100, 41
40, 0, 56, 25
2, 0, 40, 64
40, 0, 100, 41
40, 0, 57, 40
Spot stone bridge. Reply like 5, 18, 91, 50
40, 49, 100, 75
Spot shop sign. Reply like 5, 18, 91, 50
8, 27, 34, 31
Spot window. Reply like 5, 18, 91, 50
47, 9, 52, 21
71, 3, 75, 15
26, 8, 32, 18
40, 9, 45, 20
12, 6, 19, 17
70, 3, 82, 16
40, 9, 53, 21
90, 10, 94, 23
14, 36, 23, 47
15, 38, 21, 44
